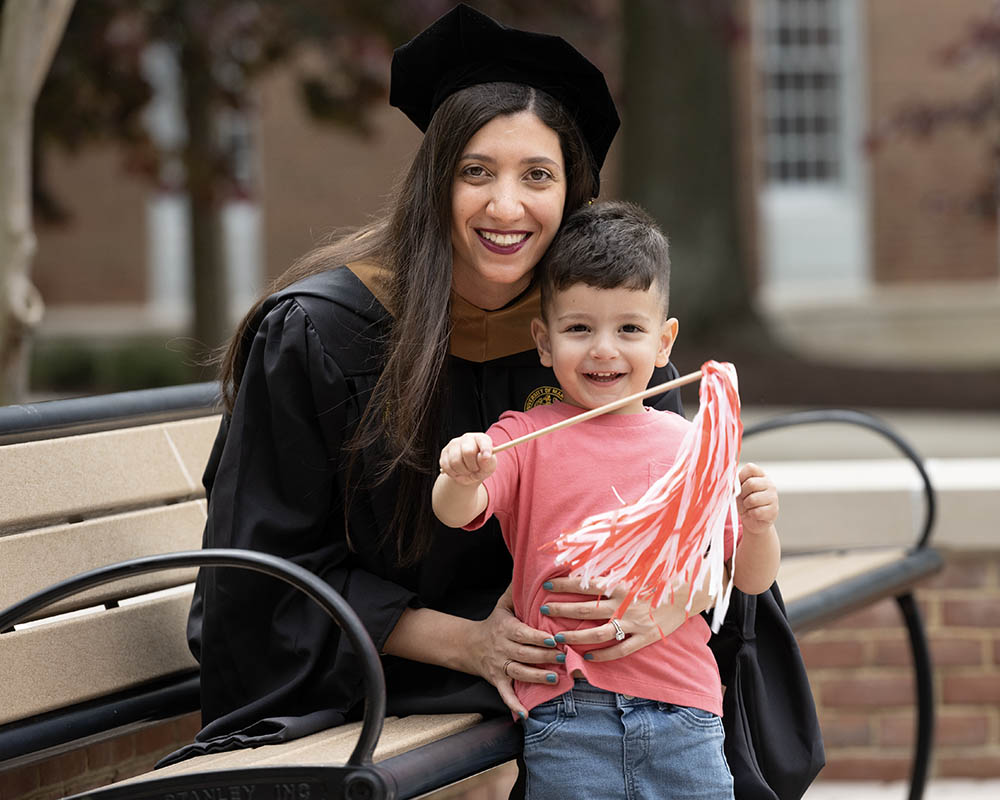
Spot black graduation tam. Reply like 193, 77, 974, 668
390, 3, 619, 188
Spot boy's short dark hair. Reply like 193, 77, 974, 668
537, 200, 670, 318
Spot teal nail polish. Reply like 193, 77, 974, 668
540, 605, 550, 616
556, 653, 566, 663
554, 633, 566, 644
584, 652, 595, 661
542, 581, 554, 590
518, 710, 526, 720
543, 637, 556, 647
546, 673, 557, 683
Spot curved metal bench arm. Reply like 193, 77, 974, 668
0, 548, 385, 769
743, 408, 937, 550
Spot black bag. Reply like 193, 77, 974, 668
708, 583, 826, 800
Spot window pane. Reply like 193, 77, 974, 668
759, 0, 842, 185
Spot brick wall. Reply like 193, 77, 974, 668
866, 0, 998, 284
800, 550, 1000, 780
0, 714, 200, 800
32, 1, 999, 320
3, 551, 997, 798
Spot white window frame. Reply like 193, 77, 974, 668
756, 0, 871, 303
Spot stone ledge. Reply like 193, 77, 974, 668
759, 281, 1000, 369
757, 458, 1000, 551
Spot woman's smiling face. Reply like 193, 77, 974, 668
450, 111, 567, 310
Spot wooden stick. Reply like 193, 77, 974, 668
493, 369, 703, 454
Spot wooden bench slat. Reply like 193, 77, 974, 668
287, 713, 481, 765
122, 714, 485, 786
0, 501, 206, 616
0, 418, 217, 532
783, 547, 942, 632
163, 416, 222, 492
0, 589, 197, 725
777, 548, 908, 605
136, 723, 371, 778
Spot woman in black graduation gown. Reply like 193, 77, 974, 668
176, 4, 707, 763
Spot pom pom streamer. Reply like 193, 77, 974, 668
542, 361, 743, 632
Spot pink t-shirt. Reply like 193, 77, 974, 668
465, 401, 732, 716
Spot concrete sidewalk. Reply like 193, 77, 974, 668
804, 779, 1000, 799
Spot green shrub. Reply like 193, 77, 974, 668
31, 337, 198, 394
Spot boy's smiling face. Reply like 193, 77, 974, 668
531, 281, 678, 414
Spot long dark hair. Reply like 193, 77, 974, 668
219, 82, 599, 564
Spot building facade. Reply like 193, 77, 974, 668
31, 1, 999, 370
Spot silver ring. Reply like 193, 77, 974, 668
502, 658, 515, 678
610, 618, 626, 641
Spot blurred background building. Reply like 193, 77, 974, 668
751, 0, 997, 369
25, 0, 999, 393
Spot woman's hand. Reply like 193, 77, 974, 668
466, 584, 565, 718
540, 577, 716, 662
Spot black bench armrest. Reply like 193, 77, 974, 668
0, 382, 220, 444
0, 550, 388, 798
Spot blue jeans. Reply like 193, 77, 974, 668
522, 679, 734, 800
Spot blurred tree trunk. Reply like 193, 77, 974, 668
0, 0, 75, 403
621, 0, 754, 340
180, 33, 229, 367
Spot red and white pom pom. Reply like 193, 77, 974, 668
544, 360, 743, 632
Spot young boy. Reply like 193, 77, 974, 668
433, 201, 780, 799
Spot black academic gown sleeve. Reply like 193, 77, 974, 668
167, 273, 419, 763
